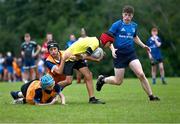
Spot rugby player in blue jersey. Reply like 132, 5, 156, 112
21, 33, 41, 83
146, 27, 167, 85
96, 5, 160, 101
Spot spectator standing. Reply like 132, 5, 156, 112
21, 33, 41, 83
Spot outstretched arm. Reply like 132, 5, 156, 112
34, 98, 57, 106
147, 51, 153, 59
33, 45, 41, 57
59, 92, 66, 105
48, 60, 66, 75
134, 36, 151, 52
52, 51, 73, 74
82, 54, 103, 62
109, 44, 117, 58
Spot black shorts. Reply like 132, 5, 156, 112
113, 51, 137, 68
21, 80, 35, 97
151, 58, 163, 65
63, 60, 87, 76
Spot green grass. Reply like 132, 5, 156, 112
0, 78, 180, 123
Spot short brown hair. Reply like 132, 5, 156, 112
46, 32, 52, 35
151, 27, 158, 32
123, 5, 134, 14
24, 33, 30, 37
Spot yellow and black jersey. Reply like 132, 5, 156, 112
66, 37, 99, 61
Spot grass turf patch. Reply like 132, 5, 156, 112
0, 78, 179, 123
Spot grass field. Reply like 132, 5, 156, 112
0, 78, 180, 123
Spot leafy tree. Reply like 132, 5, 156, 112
0, 0, 179, 76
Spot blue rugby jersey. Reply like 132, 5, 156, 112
146, 36, 162, 59
109, 20, 137, 54
65, 40, 76, 49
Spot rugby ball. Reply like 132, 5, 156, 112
91, 47, 104, 59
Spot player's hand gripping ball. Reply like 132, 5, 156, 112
91, 47, 104, 59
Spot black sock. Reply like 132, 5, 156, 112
102, 78, 105, 83
15, 91, 20, 98
100, 76, 105, 84
149, 95, 154, 100
89, 97, 96, 101
23, 99, 26, 104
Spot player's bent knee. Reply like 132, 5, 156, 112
67, 81, 72, 85
66, 79, 73, 85
117, 81, 123, 85
137, 72, 145, 79
85, 72, 93, 81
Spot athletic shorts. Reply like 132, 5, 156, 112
23, 59, 36, 70
7, 66, 13, 74
21, 80, 34, 97
151, 58, 163, 65
0, 65, 4, 74
113, 51, 137, 68
63, 60, 87, 76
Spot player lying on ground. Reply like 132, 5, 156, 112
10, 74, 65, 105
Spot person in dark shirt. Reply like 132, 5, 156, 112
21, 33, 41, 83
0, 53, 5, 81
4, 51, 14, 82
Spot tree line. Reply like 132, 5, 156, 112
0, 0, 179, 77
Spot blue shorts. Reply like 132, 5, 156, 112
113, 51, 137, 68
21, 67, 24, 73
23, 59, 36, 70
151, 58, 163, 65
0, 65, 3, 74
7, 66, 13, 74
38, 66, 44, 74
